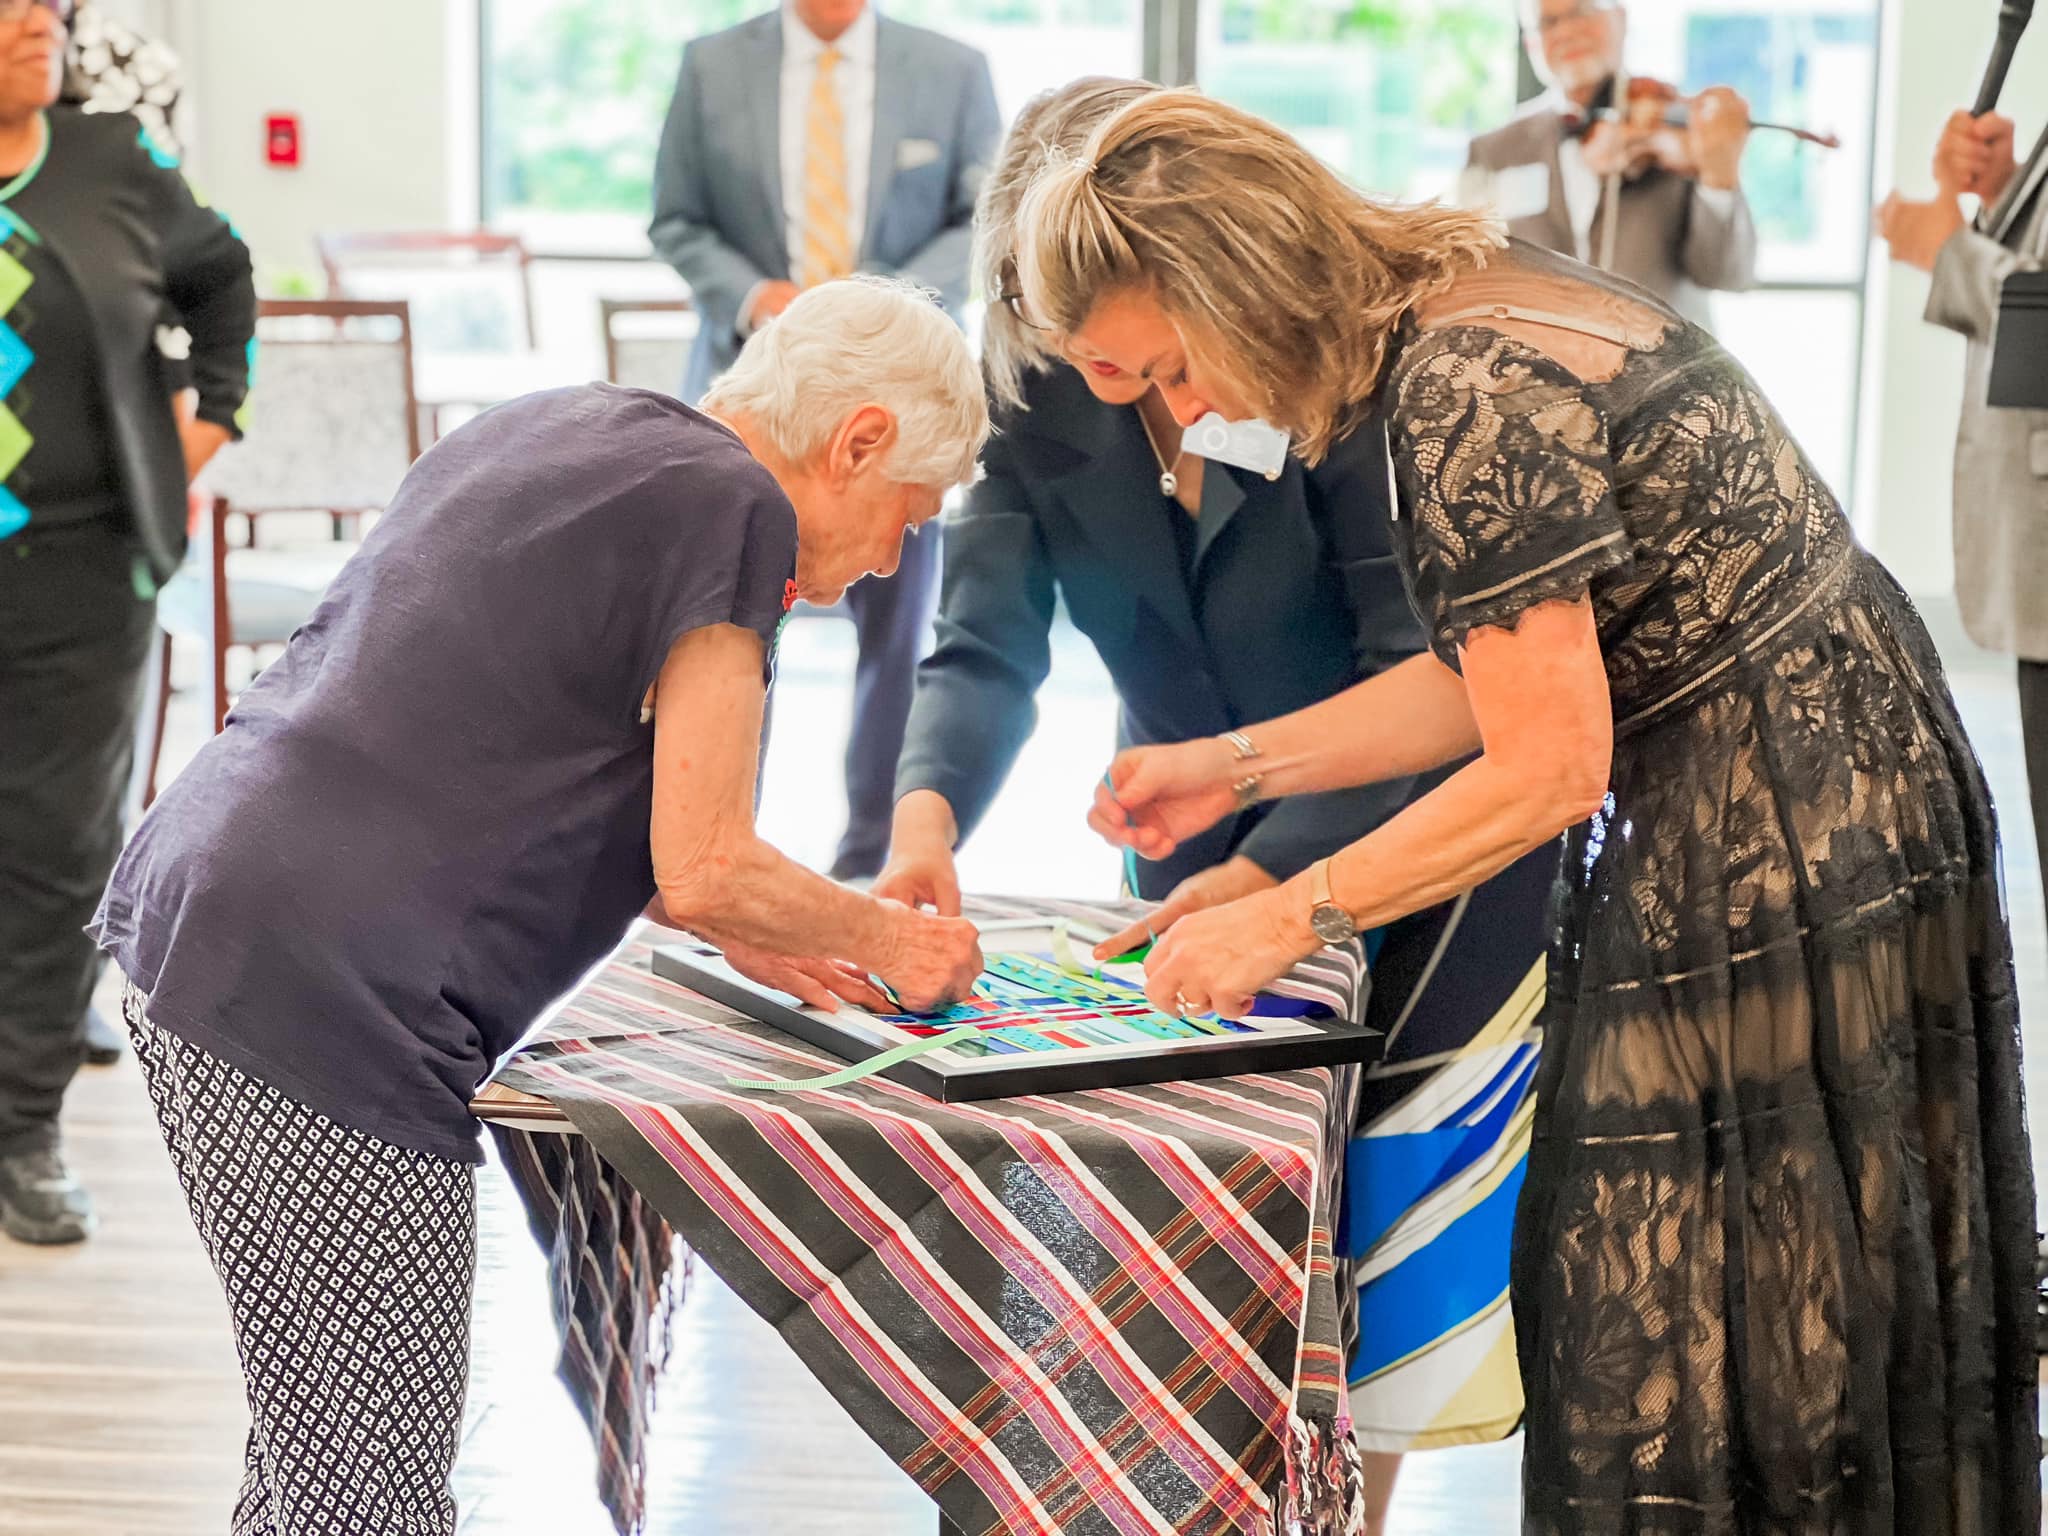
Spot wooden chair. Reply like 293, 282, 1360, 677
600, 297, 697, 396
143, 299, 421, 804
318, 229, 537, 353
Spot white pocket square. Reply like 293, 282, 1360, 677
896, 138, 943, 171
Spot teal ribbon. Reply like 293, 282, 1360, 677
0, 114, 51, 209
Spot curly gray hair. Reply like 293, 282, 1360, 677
702, 275, 988, 488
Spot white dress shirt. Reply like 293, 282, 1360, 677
1536, 90, 1598, 262
742, 6, 878, 332
780, 4, 876, 274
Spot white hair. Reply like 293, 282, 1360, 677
702, 276, 987, 488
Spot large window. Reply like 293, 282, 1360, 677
1199, 0, 1521, 201
1623, 1, 1882, 502
481, 0, 1141, 254
481, 0, 744, 253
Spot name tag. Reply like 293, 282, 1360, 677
1182, 414, 1291, 480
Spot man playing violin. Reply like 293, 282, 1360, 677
1460, 0, 1757, 329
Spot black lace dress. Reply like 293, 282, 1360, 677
1379, 244, 2039, 1535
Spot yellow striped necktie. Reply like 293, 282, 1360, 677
800, 47, 855, 288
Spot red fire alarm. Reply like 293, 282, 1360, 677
265, 113, 300, 169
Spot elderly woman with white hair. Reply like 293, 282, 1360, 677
90, 276, 987, 1536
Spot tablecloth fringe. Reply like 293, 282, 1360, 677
610, 1231, 691, 1536
1274, 1410, 1368, 1536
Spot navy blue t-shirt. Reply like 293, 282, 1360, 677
92, 385, 796, 1162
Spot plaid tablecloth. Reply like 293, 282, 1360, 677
486, 903, 1370, 1536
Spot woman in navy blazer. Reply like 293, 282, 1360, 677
875, 79, 1553, 1531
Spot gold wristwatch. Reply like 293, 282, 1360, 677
1307, 857, 1359, 945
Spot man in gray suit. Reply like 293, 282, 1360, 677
650, 0, 1001, 879
1460, 0, 1756, 328
1880, 107, 2048, 914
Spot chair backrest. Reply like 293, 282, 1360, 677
318, 230, 537, 353
200, 299, 422, 515
601, 298, 698, 397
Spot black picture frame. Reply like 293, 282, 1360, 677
649, 897, 1381, 1102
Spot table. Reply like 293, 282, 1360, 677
411, 351, 577, 439
475, 916, 1374, 1536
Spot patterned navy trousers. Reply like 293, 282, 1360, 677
125, 986, 476, 1536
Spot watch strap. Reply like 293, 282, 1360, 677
1309, 857, 1334, 910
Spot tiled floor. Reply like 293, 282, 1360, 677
3, 598, 2044, 1533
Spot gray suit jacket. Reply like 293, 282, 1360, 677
1462, 107, 1756, 330
649, 11, 1001, 402
1928, 121, 2048, 661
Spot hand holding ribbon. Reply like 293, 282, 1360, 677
1089, 739, 1243, 863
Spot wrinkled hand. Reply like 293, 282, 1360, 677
1093, 856, 1278, 962
1934, 110, 2017, 202
1140, 889, 1314, 1022
719, 936, 890, 1012
1687, 86, 1751, 189
1088, 739, 1239, 863
875, 900, 984, 1012
1876, 190, 1964, 273
1581, 118, 1666, 181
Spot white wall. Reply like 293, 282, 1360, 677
1860, 1, 2048, 599
170, 0, 456, 286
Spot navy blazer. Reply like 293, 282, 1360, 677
896, 363, 1437, 897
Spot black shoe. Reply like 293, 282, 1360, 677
83, 1004, 125, 1066
0, 1144, 95, 1245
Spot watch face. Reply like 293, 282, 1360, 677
1310, 905, 1358, 945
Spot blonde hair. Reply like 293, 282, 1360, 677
704, 275, 987, 487
975, 76, 1162, 413
1015, 90, 1505, 463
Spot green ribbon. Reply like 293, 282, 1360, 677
726, 1021, 1030, 1092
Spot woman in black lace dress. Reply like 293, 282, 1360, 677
1011, 89, 2039, 1534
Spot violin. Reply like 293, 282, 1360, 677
1580, 75, 1842, 182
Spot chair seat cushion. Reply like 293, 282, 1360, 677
158, 542, 362, 645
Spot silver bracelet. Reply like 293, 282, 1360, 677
1222, 730, 1263, 808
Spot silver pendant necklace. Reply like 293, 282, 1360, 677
1137, 404, 1182, 499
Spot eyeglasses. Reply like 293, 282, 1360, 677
998, 288, 1056, 333
996, 262, 1055, 333
0, 0, 74, 24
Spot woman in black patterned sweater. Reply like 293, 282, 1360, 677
1014, 89, 2038, 1535
0, 0, 252, 1245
